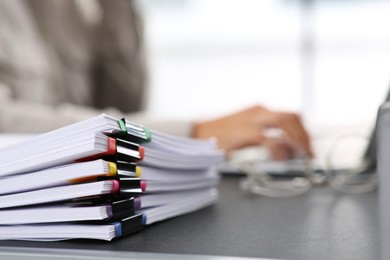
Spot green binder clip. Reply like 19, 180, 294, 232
119, 118, 152, 143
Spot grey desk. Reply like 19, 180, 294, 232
0, 175, 379, 260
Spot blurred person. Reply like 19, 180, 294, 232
0, 0, 312, 159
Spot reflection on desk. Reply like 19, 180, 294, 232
0, 175, 378, 260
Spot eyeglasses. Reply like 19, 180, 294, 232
234, 134, 377, 197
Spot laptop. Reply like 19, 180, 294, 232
377, 101, 390, 260
222, 90, 390, 180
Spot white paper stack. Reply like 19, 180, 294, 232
0, 114, 225, 240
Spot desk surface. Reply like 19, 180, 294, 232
0, 175, 379, 260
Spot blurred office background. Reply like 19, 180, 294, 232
136, 0, 390, 131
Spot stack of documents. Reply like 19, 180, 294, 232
0, 114, 224, 241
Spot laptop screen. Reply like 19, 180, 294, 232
363, 88, 390, 168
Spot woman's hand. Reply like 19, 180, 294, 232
193, 105, 313, 160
